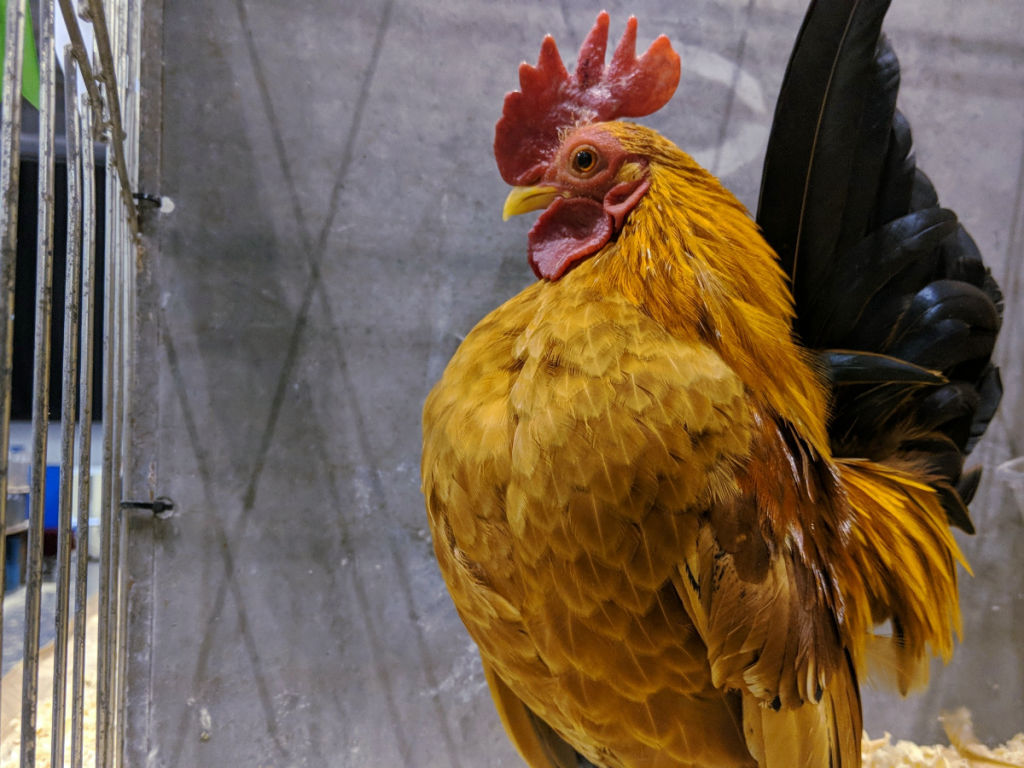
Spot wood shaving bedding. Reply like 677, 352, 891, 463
0, 598, 98, 768
863, 709, 1024, 768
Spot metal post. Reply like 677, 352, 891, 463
50, 44, 85, 768
96, 137, 117, 768
0, 0, 28, 742
106, 142, 124, 768
113, 2, 137, 763
70, 88, 97, 768
21, 0, 58, 762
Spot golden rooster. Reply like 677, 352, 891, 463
421, 2, 1003, 767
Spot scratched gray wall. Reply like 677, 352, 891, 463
125, 1, 1024, 766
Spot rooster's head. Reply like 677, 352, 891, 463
494, 12, 681, 280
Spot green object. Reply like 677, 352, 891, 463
0, 0, 41, 109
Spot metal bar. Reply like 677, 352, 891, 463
110, 150, 122, 768
0, 0, 28, 744
113, 1, 136, 762
110, 235, 123, 768
122, 0, 161, 759
84, 0, 137, 239
107, 6, 130, 760
56, 0, 105, 124
114, 474, 127, 768
106, 4, 123, 757
96, 9, 121, 753
21, 0, 58, 763
106, 120, 125, 768
0, 0, 144, 761
70, 90, 97, 768
96, 141, 116, 768
50, 44, 85, 768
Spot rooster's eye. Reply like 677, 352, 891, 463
571, 147, 598, 174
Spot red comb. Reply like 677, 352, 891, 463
494, 12, 681, 185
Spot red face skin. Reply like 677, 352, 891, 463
527, 125, 650, 280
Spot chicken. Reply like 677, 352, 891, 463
420, 2, 1003, 767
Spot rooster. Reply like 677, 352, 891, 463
420, 2, 1003, 766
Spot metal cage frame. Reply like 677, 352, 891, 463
0, 0, 143, 764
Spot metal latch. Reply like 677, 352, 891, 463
121, 496, 176, 519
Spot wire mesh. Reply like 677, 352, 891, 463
0, 0, 142, 765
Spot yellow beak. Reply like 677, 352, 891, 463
502, 185, 564, 221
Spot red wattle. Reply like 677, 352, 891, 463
527, 197, 613, 280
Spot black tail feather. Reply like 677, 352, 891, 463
757, 0, 1003, 528
757, 0, 895, 287
870, 109, 915, 230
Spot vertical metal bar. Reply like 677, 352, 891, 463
96, 9, 117, 756
124, 0, 161, 760
96, 142, 116, 768
122, 0, 151, 757
127, 0, 138, 181
106, 1, 122, 754
113, 2, 136, 763
51, 44, 84, 768
70, 90, 96, 768
107, 4, 129, 760
106, 143, 125, 768
0, 0, 29, 742
21, 0, 57, 762
110, 227, 123, 768
114, 449, 127, 768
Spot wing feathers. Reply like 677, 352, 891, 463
741, 651, 861, 768
482, 662, 581, 768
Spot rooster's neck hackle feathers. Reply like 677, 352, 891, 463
578, 122, 832, 458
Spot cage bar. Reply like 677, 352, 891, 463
0, 0, 28, 747
48, 45, 84, 768
112, 2, 135, 763
70, 87, 97, 768
21, 0, 58, 762
0, 0, 142, 762
95, 140, 116, 768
